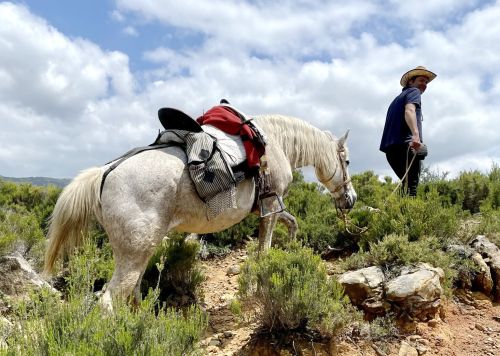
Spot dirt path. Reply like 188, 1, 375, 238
198, 246, 500, 355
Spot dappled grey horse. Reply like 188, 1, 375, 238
44, 114, 356, 310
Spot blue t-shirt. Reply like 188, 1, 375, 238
379, 87, 422, 152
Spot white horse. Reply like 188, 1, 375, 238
44, 114, 357, 310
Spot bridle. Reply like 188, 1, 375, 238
323, 146, 367, 235
323, 147, 351, 197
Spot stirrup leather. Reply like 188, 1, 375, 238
257, 154, 285, 217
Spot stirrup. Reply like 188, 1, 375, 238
259, 192, 285, 217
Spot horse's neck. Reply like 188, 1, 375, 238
255, 115, 332, 169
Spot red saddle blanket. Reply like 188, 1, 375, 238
197, 105, 265, 172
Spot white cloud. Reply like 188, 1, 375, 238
123, 25, 138, 37
110, 9, 125, 22
116, 0, 377, 57
0, 2, 142, 177
0, 3, 135, 119
1, 0, 500, 181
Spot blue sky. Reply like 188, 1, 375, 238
1, 0, 500, 180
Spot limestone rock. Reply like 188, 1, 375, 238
471, 252, 493, 295
398, 341, 418, 356
385, 263, 444, 320
338, 266, 389, 314
226, 265, 240, 276
0, 253, 57, 297
470, 235, 500, 301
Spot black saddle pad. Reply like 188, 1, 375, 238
158, 108, 203, 132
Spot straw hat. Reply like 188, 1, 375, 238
400, 66, 436, 87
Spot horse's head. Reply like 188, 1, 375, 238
315, 130, 357, 210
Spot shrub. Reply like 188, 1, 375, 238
483, 163, 500, 210
6, 236, 207, 355
351, 170, 393, 207
63, 236, 114, 297
368, 314, 399, 341
279, 172, 344, 252
7, 288, 207, 355
0, 180, 61, 265
238, 242, 359, 337
475, 208, 500, 246
457, 171, 490, 213
141, 234, 205, 306
357, 193, 461, 249
208, 171, 346, 253
0, 208, 45, 266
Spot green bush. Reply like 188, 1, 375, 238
356, 193, 461, 249
207, 171, 346, 253
0, 180, 61, 265
6, 236, 207, 355
0, 180, 60, 229
457, 171, 490, 213
238, 242, 359, 337
7, 288, 207, 356
63, 236, 114, 297
484, 163, 500, 210
351, 171, 393, 207
0, 208, 45, 266
475, 208, 500, 246
141, 234, 205, 306
278, 172, 344, 252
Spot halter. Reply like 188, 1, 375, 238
323, 146, 367, 236
323, 147, 351, 196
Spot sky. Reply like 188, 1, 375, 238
1, 0, 499, 181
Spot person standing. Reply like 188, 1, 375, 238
380, 66, 437, 196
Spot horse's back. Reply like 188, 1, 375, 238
99, 145, 256, 235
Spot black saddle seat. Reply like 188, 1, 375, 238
158, 108, 203, 132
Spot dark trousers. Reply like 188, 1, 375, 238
385, 145, 422, 196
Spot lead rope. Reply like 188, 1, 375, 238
390, 145, 417, 196
338, 146, 417, 236
338, 206, 369, 235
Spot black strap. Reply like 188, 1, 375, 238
100, 143, 172, 197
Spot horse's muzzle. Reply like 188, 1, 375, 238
335, 191, 357, 210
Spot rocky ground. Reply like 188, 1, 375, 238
198, 244, 500, 356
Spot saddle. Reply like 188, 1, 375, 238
158, 101, 283, 217
101, 101, 282, 220
157, 101, 266, 177
158, 107, 203, 133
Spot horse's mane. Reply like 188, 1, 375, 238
254, 114, 337, 170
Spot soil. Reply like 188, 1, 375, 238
198, 244, 500, 355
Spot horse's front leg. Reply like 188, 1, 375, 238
277, 211, 298, 240
258, 213, 279, 251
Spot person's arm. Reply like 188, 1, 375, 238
404, 103, 422, 150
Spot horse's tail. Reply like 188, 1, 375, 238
44, 167, 104, 275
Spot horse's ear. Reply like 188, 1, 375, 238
338, 129, 350, 146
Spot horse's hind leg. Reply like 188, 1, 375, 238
99, 218, 164, 311
100, 255, 150, 310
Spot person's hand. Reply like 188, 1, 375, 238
409, 135, 422, 152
